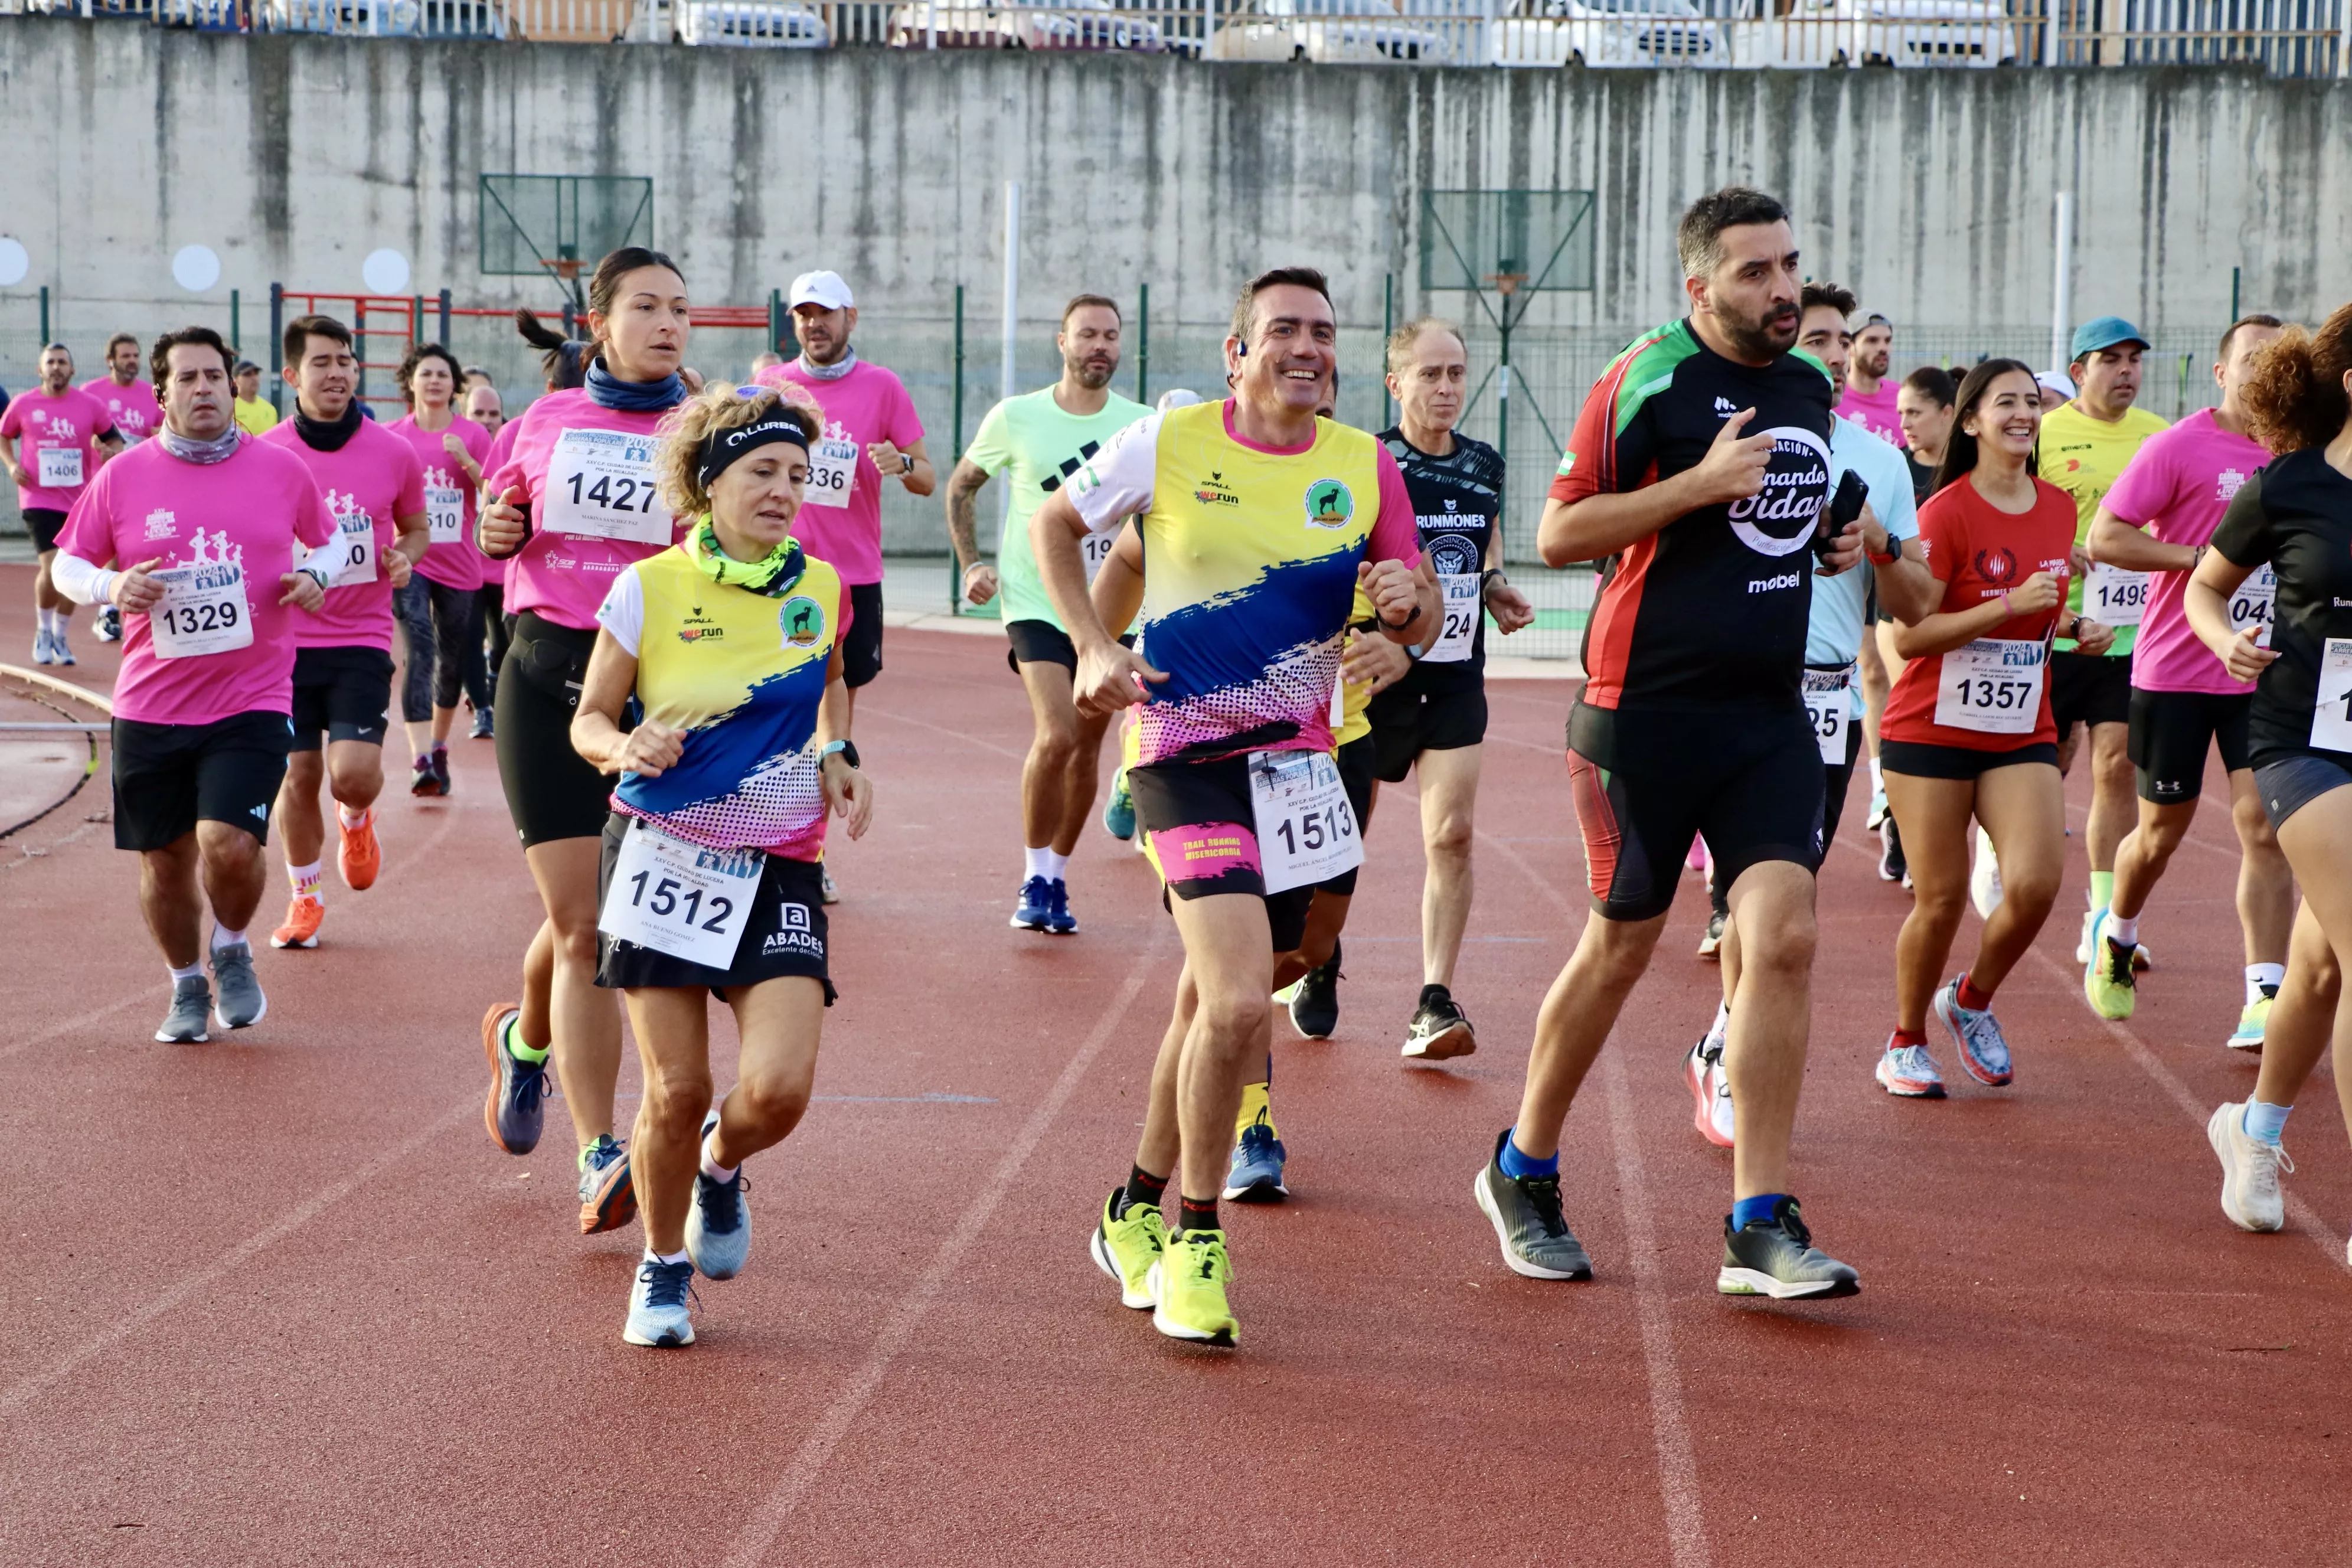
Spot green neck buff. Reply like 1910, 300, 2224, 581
688, 517, 805, 599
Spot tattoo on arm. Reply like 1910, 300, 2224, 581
946, 461, 988, 566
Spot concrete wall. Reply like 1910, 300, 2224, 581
2, 25, 2347, 552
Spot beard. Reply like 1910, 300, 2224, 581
1859, 347, 1891, 380
1722, 299, 1800, 362
1068, 357, 1113, 391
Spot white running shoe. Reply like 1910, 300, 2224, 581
1874, 1040, 1946, 1099
1969, 826, 2003, 919
2207, 1102, 2290, 1233
1682, 1034, 1734, 1148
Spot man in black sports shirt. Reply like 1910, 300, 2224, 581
1473, 187, 1868, 1302
1342, 318, 1535, 1059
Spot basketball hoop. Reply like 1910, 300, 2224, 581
541, 257, 585, 282
1486, 272, 1529, 298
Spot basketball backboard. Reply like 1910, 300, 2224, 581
1418, 190, 1597, 299
479, 174, 655, 303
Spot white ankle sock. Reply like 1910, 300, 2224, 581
288, 860, 322, 899
167, 961, 204, 985
2106, 912, 2140, 949
2247, 963, 2285, 1004
337, 803, 368, 829
1868, 756, 1884, 793
700, 1131, 739, 1185
643, 1247, 690, 1268
211, 923, 246, 952
1024, 845, 1067, 882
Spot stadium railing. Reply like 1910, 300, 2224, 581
5, 0, 2344, 74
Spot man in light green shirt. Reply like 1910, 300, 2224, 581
945, 294, 1149, 933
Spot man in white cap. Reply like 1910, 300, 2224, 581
778, 270, 934, 727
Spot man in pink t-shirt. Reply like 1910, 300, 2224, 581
50, 326, 339, 1044
778, 270, 935, 711
2082, 314, 2292, 1046
83, 332, 165, 445
256, 314, 429, 952
1834, 313, 1905, 449
2, 341, 122, 664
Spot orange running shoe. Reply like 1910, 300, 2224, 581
338, 808, 381, 891
270, 894, 325, 949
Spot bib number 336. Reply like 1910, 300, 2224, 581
599, 819, 765, 970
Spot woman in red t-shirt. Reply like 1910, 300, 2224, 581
1876, 360, 2116, 1099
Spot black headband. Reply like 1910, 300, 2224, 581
697, 414, 812, 488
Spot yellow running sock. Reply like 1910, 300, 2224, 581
1235, 1080, 1275, 1142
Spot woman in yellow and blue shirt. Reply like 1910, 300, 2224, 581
571, 382, 874, 1348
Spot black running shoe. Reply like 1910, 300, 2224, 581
1402, 983, 1475, 1060
1717, 1197, 1860, 1299
1877, 818, 1907, 885
1287, 939, 1341, 1040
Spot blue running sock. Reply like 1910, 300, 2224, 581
2244, 1100, 2291, 1145
1498, 1130, 1557, 1181
1732, 1193, 1789, 1230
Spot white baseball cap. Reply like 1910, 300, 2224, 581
788, 270, 855, 312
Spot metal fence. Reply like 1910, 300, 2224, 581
5, 0, 2345, 73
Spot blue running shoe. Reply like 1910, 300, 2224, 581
622, 1255, 697, 1347
481, 1002, 547, 1156
1932, 979, 2014, 1087
684, 1109, 752, 1280
1103, 771, 1136, 841
1223, 1111, 1288, 1202
1043, 878, 1078, 935
1011, 874, 1053, 930
577, 1134, 638, 1235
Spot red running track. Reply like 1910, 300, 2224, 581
1, 567, 2348, 1564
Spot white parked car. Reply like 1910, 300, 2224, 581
1400, 0, 1723, 67
678, 0, 828, 44
1210, 0, 1455, 63
887, 0, 1168, 50
1720, 0, 2019, 66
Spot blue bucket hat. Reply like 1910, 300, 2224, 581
2069, 316, 2150, 362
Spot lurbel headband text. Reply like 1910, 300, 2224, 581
697, 415, 812, 488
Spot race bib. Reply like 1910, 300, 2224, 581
1802, 664, 1854, 764
2084, 561, 2147, 627
2230, 564, 2277, 645
147, 562, 253, 659
806, 435, 858, 509
1081, 527, 1119, 583
36, 446, 83, 489
1425, 574, 1482, 664
1249, 748, 1362, 895
598, 818, 765, 969
424, 484, 465, 545
2312, 639, 2352, 753
544, 429, 671, 545
331, 509, 377, 586
1935, 638, 2046, 734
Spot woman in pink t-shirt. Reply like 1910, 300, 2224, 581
387, 343, 495, 793
2, 342, 123, 664
473, 245, 697, 1236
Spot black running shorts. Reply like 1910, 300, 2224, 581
111, 709, 293, 852
2128, 688, 2252, 805
593, 813, 836, 1002
2049, 650, 2131, 734
1878, 738, 2062, 780
1366, 684, 1488, 784
1567, 704, 1824, 923
1129, 752, 1315, 953
288, 645, 394, 752
844, 581, 884, 690
1004, 619, 1136, 676
495, 612, 617, 850
24, 508, 67, 554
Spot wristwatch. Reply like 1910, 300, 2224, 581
899, 452, 914, 476
821, 738, 861, 770
1867, 541, 1900, 567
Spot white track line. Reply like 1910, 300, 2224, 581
0, 1095, 475, 1417
1475, 825, 1713, 1568
720, 924, 1170, 1568
852, 703, 1028, 765
2021, 945, 2349, 1272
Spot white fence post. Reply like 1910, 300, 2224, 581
2049, 190, 2073, 373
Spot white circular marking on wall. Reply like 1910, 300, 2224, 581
362, 249, 411, 296
172, 244, 222, 292
0, 237, 28, 289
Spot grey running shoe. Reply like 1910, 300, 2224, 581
1717, 1197, 1860, 1299
684, 1109, 752, 1279
210, 940, 267, 1030
2208, 1102, 2291, 1233
1472, 1129, 1593, 1280
155, 976, 213, 1044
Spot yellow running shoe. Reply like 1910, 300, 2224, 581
2082, 910, 2137, 1021
1088, 1188, 1167, 1310
2227, 994, 2273, 1052
1148, 1229, 1238, 1347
